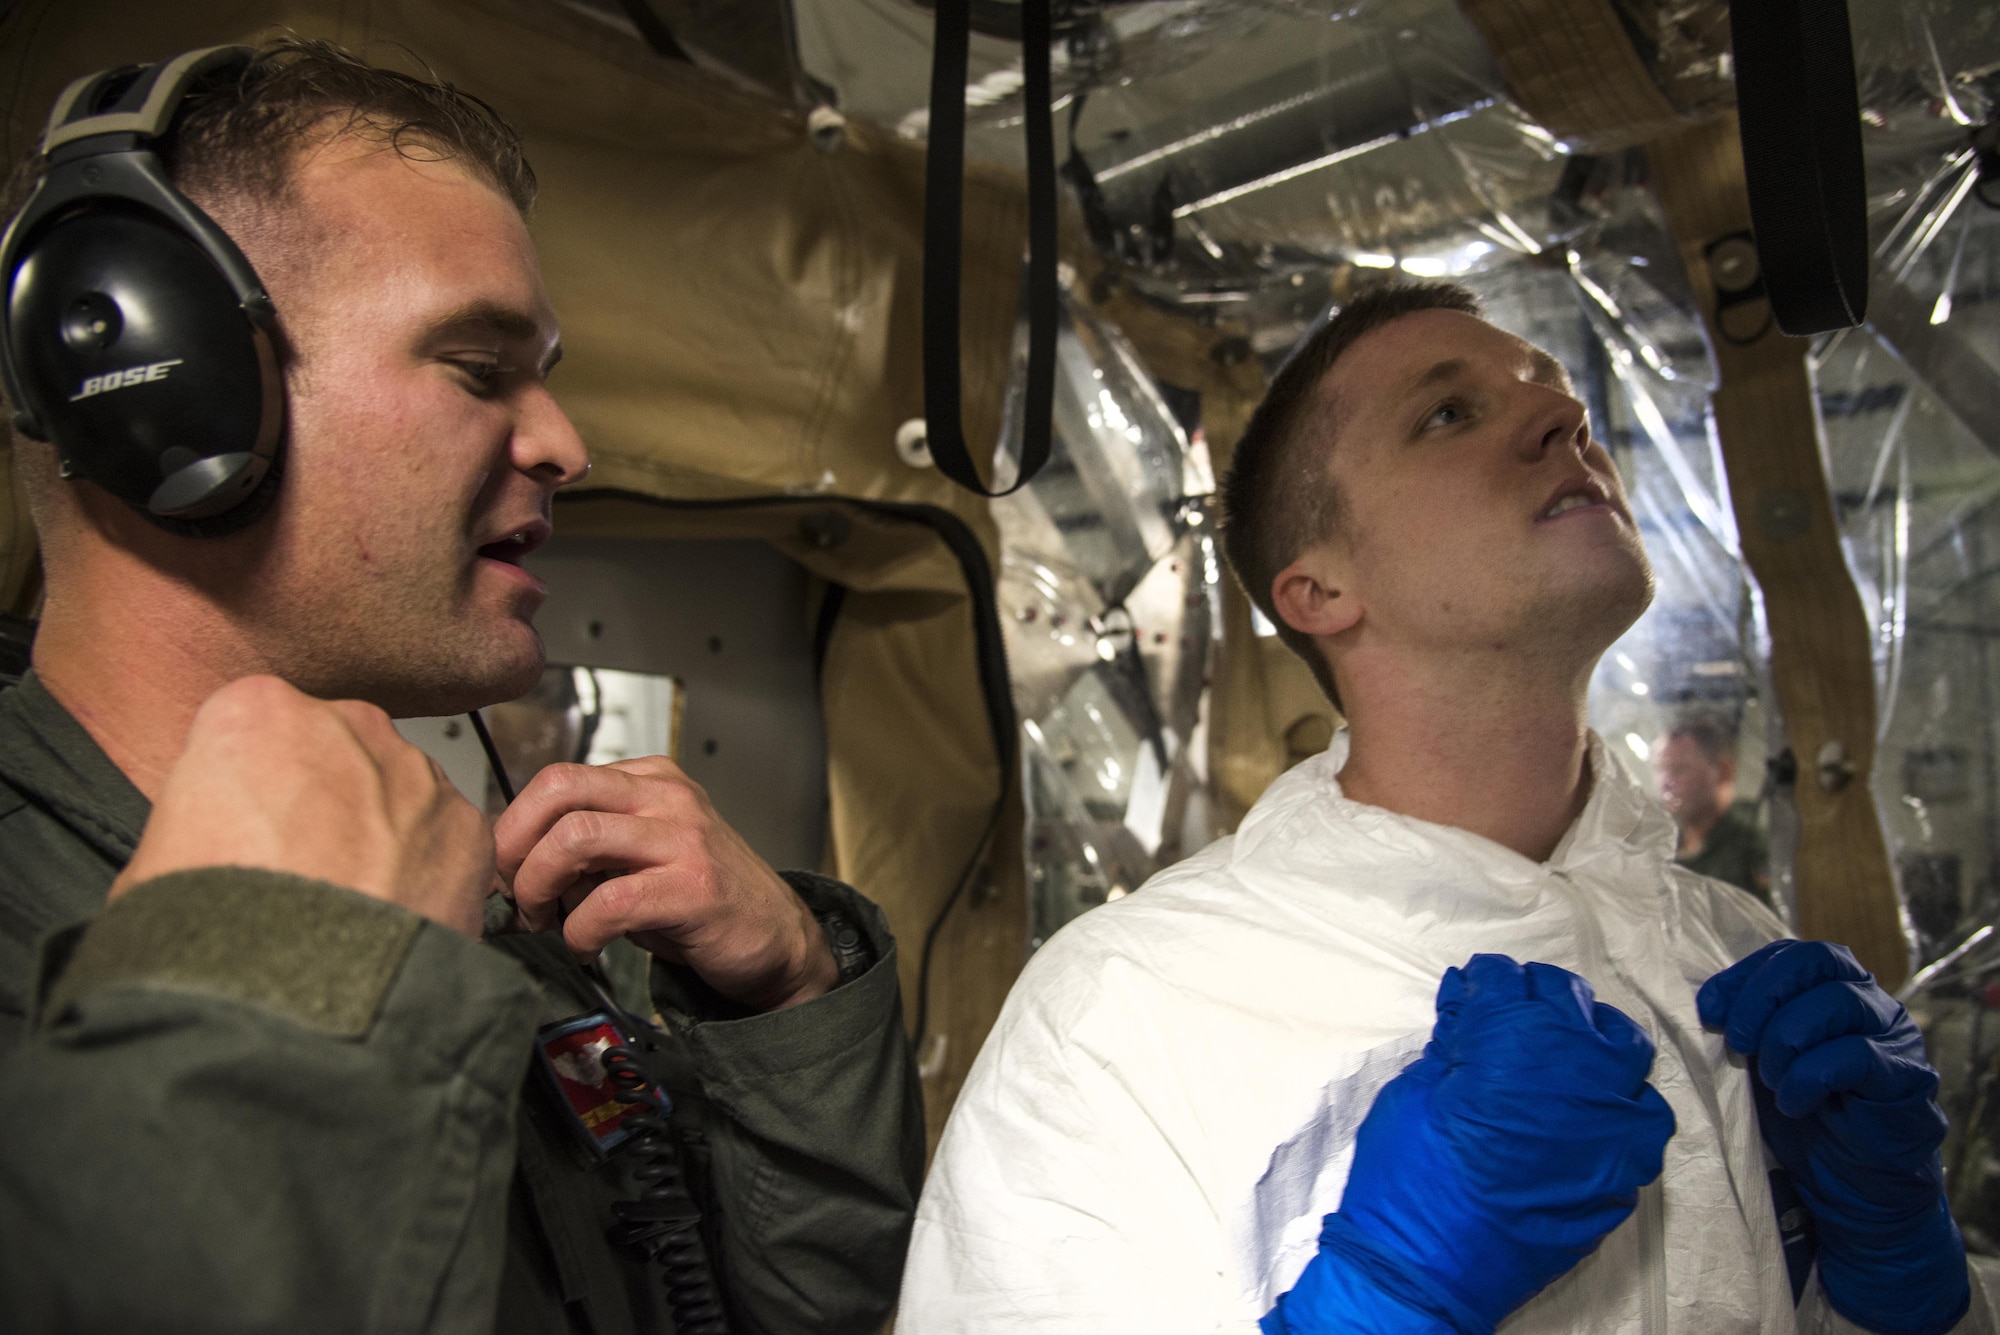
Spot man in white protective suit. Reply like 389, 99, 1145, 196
900, 283, 1986, 1335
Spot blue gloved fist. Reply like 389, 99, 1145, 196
1698, 939, 1967, 1335
1263, 955, 1676, 1335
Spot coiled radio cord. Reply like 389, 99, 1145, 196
599, 1040, 730, 1335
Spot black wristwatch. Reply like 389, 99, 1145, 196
814, 907, 876, 986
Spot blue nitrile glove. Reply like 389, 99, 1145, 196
1261, 954, 1676, 1335
1698, 940, 1968, 1335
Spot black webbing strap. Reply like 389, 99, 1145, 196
924, 0, 1058, 496
614, 0, 693, 62
1727, 0, 1868, 334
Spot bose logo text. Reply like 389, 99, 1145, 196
70, 359, 184, 402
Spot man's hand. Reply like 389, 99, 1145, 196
1265, 955, 1675, 1335
1699, 940, 1968, 1335
113, 675, 496, 938
493, 757, 837, 1012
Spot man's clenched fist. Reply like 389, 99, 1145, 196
1266, 955, 1675, 1335
1700, 940, 1967, 1335
113, 675, 496, 937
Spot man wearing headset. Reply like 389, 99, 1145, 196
0, 40, 920, 1333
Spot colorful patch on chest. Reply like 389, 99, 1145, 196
534, 1013, 667, 1154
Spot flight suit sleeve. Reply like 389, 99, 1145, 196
649, 873, 924, 1335
0, 868, 544, 1335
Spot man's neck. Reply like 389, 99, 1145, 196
31, 555, 269, 802
1676, 790, 1731, 856
1335, 648, 1595, 864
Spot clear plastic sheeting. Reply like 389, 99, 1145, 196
1823, 0, 2000, 1255
996, 288, 1209, 602
996, 292, 1221, 946
1013, 528, 1221, 945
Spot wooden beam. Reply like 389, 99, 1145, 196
1455, 0, 1684, 150
1649, 114, 1909, 988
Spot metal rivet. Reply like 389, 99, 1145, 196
1816, 739, 1856, 794
1709, 235, 1761, 294
807, 104, 846, 154
895, 418, 932, 469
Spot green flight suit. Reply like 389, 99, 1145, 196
1678, 800, 1772, 909
0, 672, 923, 1334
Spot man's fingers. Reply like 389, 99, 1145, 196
1433, 955, 1528, 1048
509, 808, 693, 922
494, 764, 637, 879
1433, 963, 1471, 1039
1754, 981, 1902, 1089
493, 762, 705, 878
1522, 959, 1596, 1008
324, 696, 402, 747
1457, 954, 1533, 1004
1773, 1032, 1940, 1117
559, 869, 700, 962
1701, 941, 1873, 1055
602, 754, 702, 787
1695, 939, 1794, 1030
192, 673, 309, 728
1621, 1083, 1677, 1187
325, 700, 465, 800
1588, 1000, 1660, 1090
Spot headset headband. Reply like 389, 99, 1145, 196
42, 46, 250, 152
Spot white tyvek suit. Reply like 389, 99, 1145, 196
901, 732, 1963, 1334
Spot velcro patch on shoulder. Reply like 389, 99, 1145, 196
45, 869, 421, 1038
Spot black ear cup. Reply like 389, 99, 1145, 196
0, 46, 282, 534
9, 206, 282, 522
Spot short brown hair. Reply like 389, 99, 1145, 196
4, 36, 534, 222
1219, 282, 1483, 710
1668, 714, 1737, 765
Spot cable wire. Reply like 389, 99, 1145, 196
467, 708, 514, 804
911, 792, 1007, 1052
599, 1029, 730, 1335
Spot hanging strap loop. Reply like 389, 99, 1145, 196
1727, 0, 1869, 334
923, 0, 1058, 496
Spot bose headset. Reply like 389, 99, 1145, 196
0, 45, 284, 533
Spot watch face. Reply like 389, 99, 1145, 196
817, 910, 873, 982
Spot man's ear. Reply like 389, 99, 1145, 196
1271, 545, 1362, 639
